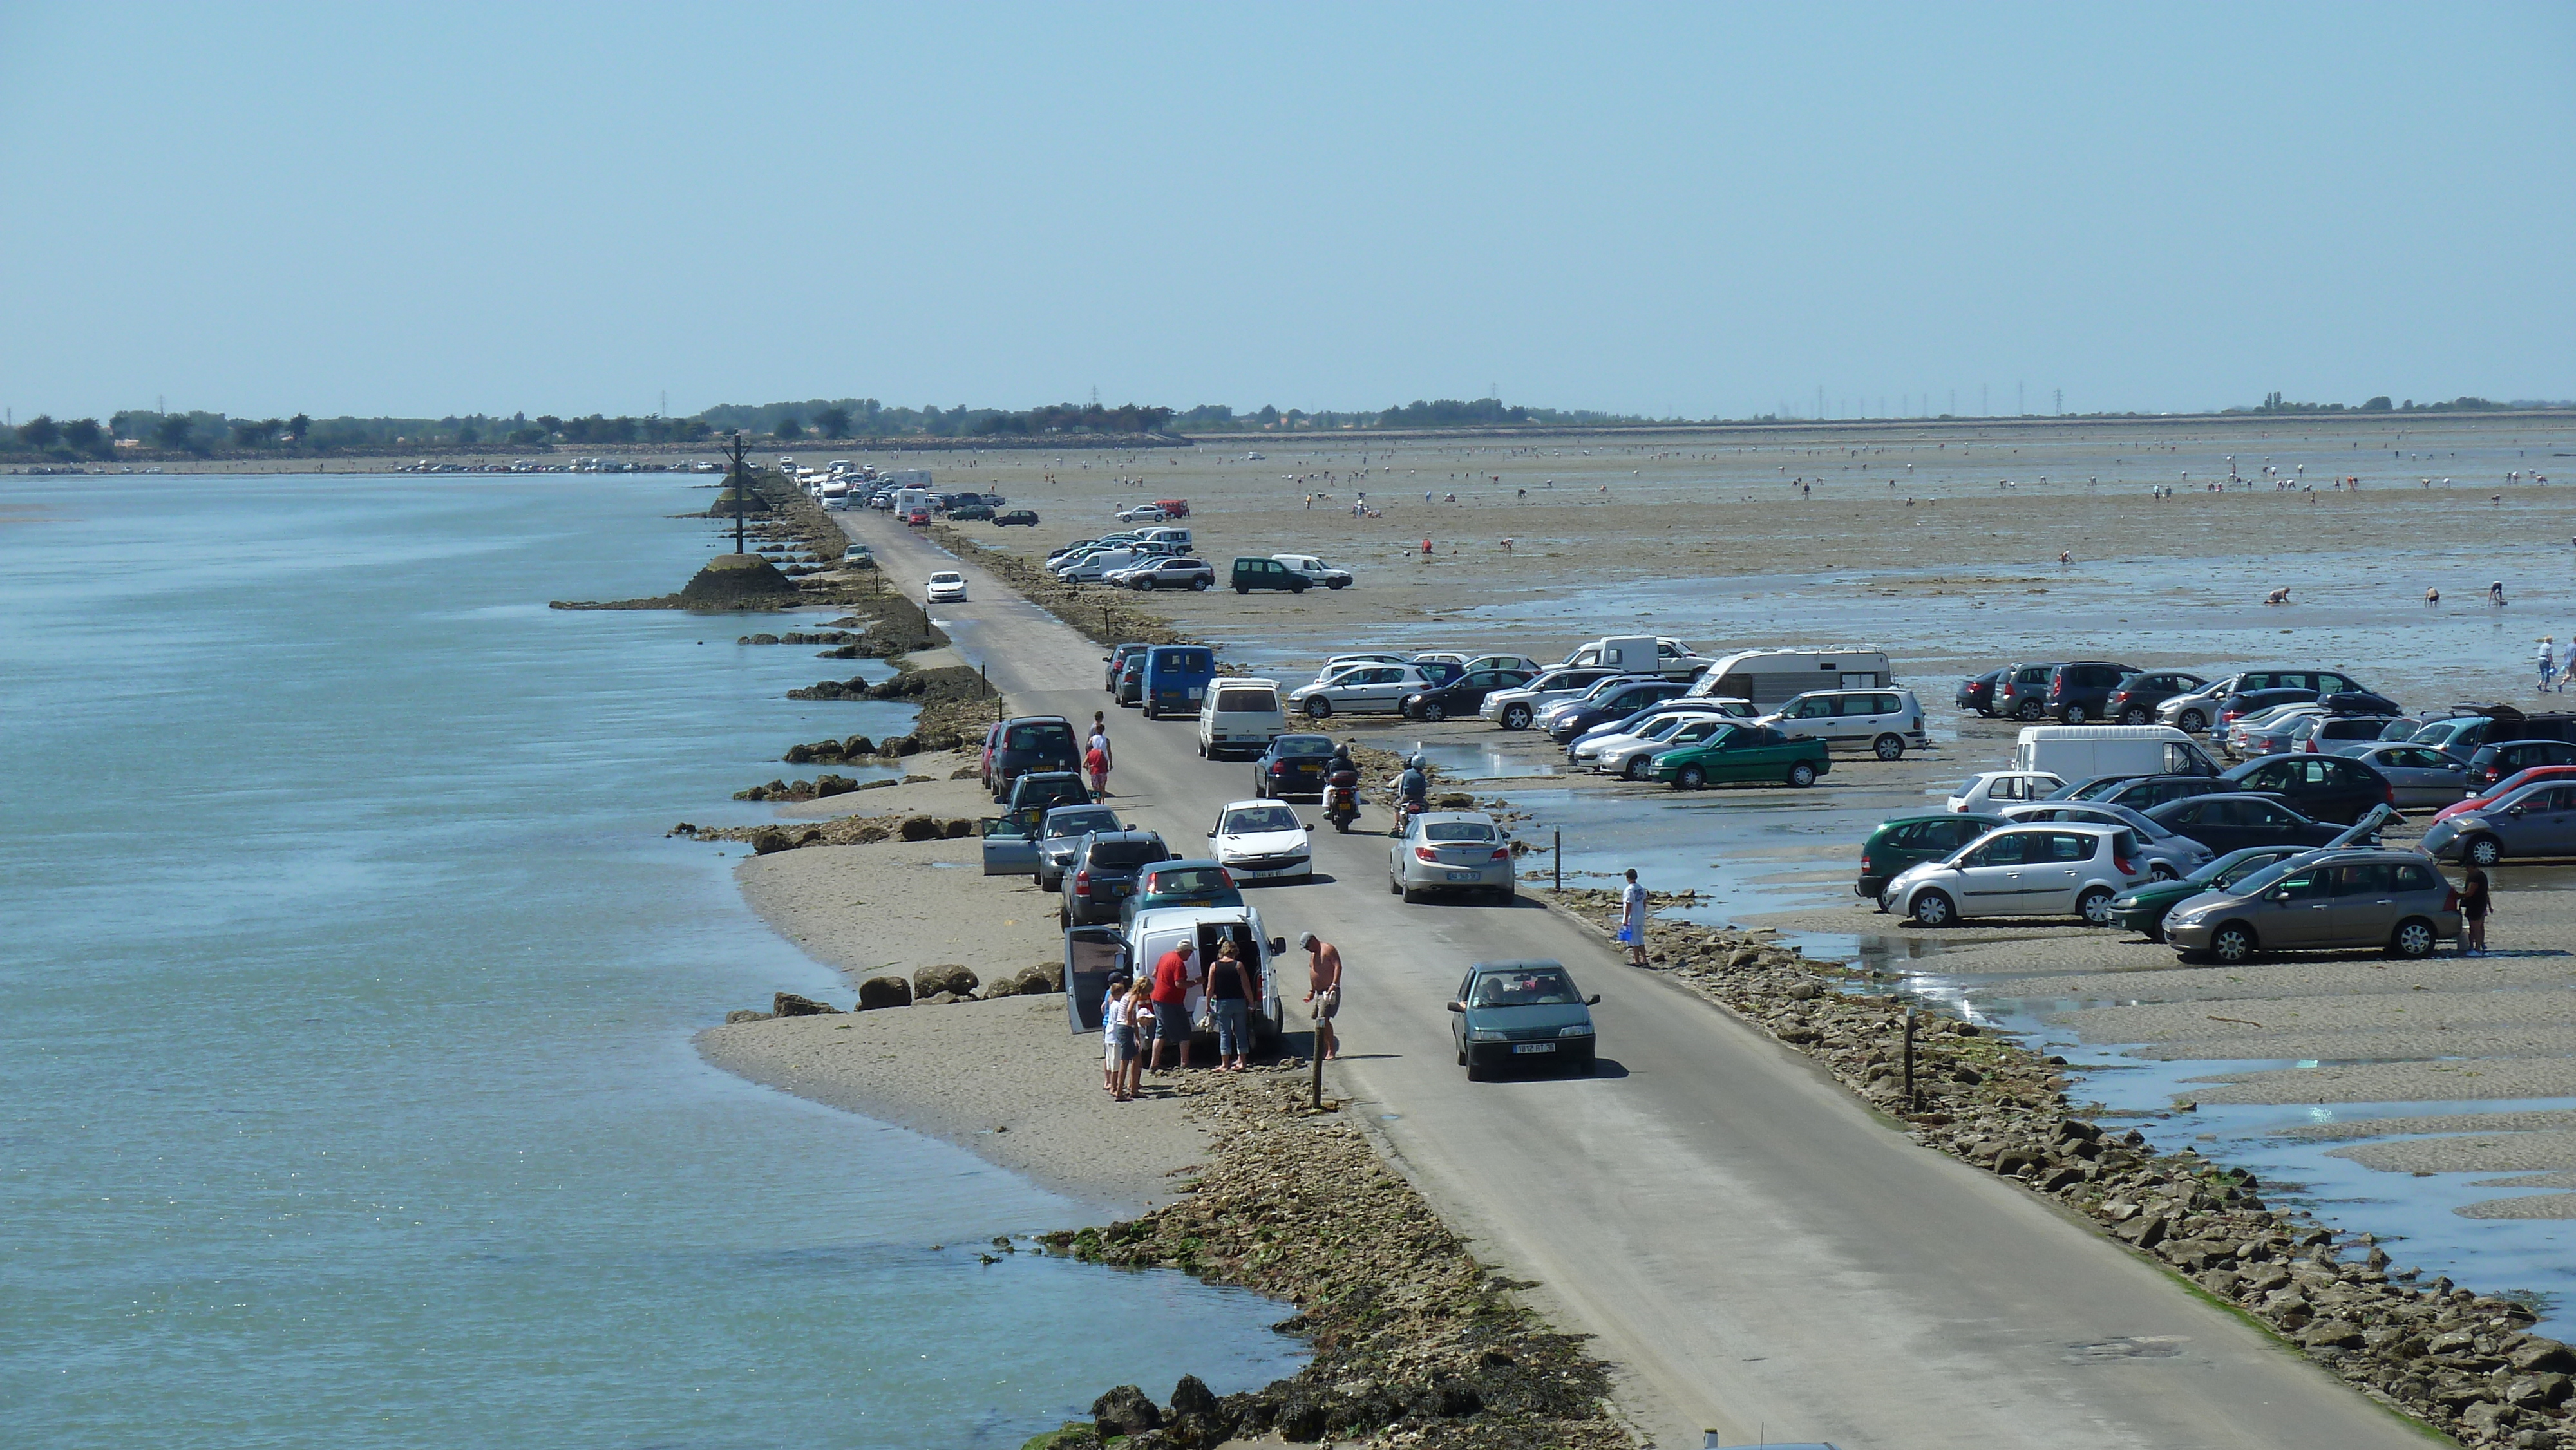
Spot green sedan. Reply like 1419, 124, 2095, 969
1649, 724, 1833, 791
2108, 845, 2311, 940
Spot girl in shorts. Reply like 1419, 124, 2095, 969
1113, 979, 1153, 1100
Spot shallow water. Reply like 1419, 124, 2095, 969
0, 474, 1300, 1448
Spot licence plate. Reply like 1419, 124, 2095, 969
1111, 885, 1130, 896
1446, 871, 1479, 882
1513, 1042, 1557, 1055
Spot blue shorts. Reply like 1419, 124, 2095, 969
1153, 1000, 1191, 1040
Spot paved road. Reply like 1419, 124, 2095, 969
835, 515, 2424, 1450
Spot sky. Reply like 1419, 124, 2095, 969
3, 2, 2571, 422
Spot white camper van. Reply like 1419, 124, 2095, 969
1558, 636, 1707, 678
1687, 648, 1894, 709
2011, 725, 2219, 783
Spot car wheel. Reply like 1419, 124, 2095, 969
2209, 922, 2258, 964
2148, 862, 2178, 881
1871, 733, 1904, 761
1388, 871, 1402, 896
2119, 707, 2151, 725
1464, 1059, 1482, 1081
1502, 704, 1532, 731
1193, 578, 1211, 590
1328, 579, 1348, 589
1676, 763, 1707, 790
2015, 700, 2045, 721
2389, 918, 2438, 960
2143, 923, 2166, 943
1305, 698, 1333, 719
1252, 779, 1267, 798
2466, 833, 2504, 867
1909, 890, 1955, 928
2078, 887, 2116, 927
2179, 708, 2208, 733
1233, 584, 1249, 594
1624, 757, 1647, 780
1402, 881, 1425, 905
1786, 761, 1819, 787
1421, 702, 1446, 722
1197, 739, 1207, 758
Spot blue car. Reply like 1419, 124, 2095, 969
1447, 959, 1599, 1079
1142, 644, 1215, 720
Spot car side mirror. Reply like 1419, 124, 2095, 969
2271, 890, 2292, 902
1268, 937, 1287, 954
1304, 822, 1316, 831
2506, 805, 2525, 816
1446, 1001, 1465, 1013
1586, 993, 1602, 1005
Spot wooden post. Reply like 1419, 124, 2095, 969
1552, 829, 1562, 892
1902, 1008, 1917, 1110
1311, 1032, 1324, 1110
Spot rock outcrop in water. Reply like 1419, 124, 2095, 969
678, 552, 798, 605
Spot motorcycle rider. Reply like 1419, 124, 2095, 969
1393, 753, 1430, 833
1324, 740, 1362, 830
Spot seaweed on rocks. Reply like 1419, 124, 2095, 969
1548, 889, 2570, 1448
1036, 1066, 1624, 1450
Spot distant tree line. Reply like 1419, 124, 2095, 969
2228, 393, 2540, 417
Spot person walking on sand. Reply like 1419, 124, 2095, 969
1300, 932, 1342, 1061
1149, 940, 1197, 1073
1618, 868, 1650, 966
2541, 639, 2558, 693
2460, 863, 2492, 957
1206, 939, 1253, 1071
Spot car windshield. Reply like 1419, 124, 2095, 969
1223, 805, 1301, 834
2227, 860, 2303, 896
929, 572, 962, 584
1146, 867, 1231, 895
1090, 840, 1164, 868
1006, 724, 1071, 751
2211, 852, 2289, 888
1426, 822, 1495, 842
1470, 969, 1581, 1007
1045, 811, 1118, 838
1272, 736, 1335, 757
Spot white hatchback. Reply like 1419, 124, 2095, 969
1946, 770, 2065, 813
1879, 823, 2148, 928
925, 570, 968, 602
1205, 799, 1316, 881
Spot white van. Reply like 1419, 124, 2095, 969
1141, 525, 1195, 551
1687, 648, 1893, 708
1198, 677, 1287, 759
893, 487, 936, 516
1560, 636, 1705, 677
1057, 907, 1288, 1041
2011, 725, 2219, 782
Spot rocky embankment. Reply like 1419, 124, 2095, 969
727, 957, 1065, 1024
1025, 1066, 1624, 1450
1553, 887, 2575, 1449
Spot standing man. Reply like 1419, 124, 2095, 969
1300, 932, 1342, 1061
1149, 940, 1197, 1071
1620, 867, 1650, 968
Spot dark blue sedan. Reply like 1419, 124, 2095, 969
1448, 959, 1599, 1078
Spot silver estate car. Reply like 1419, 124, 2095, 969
1879, 823, 2148, 928
1390, 811, 1515, 904
1998, 800, 2213, 880
2161, 849, 2459, 963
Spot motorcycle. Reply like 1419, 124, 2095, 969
1387, 786, 1430, 837
1324, 766, 1361, 833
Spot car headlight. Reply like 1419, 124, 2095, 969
1468, 1028, 1508, 1042
1558, 1023, 1594, 1037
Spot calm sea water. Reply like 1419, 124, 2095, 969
0, 473, 1299, 1448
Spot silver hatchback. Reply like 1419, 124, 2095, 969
2161, 849, 2459, 963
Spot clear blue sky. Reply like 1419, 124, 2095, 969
3, 2, 2570, 422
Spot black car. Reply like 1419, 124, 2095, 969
2217, 686, 2318, 728
1061, 829, 1173, 927
1251, 733, 1338, 800
2097, 775, 2236, 812
987, 716, 1081, 800
2221, 753, 2392, 825
1546, 679, 1693, 743
1001, 770, 1094, 833
2049, 775, 2142, 800
2043, 661, 2143, 724
2146, 793, 2345, 855
2105, 670, 2208, 726
1117, 653, 1148, 706
2163, 668, 2375, 733
2322, 690, 2403, 717
1104, 642, 1149, 692
1956, 669, 2004, 715
945, 503, 996, 522
1993, 661, 2065, 721
1405, 668, 1535, 722
995, 509, 1041, 527
2467, 739, 2576, 791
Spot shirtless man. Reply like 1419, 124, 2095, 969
1300, 932, 1342, 1061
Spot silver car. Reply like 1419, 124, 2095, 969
2161, 849, 2460, 963
1998, 800, 2213, 880
2337, 742, 2470, 806
1390, 811, 1515, 904
1879, 823, 2149, 927
2421, 780, 2576, 865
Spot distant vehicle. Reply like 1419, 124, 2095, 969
1857, 813, 2010, 900
2337, 742, 2470, 805
1152, 498, 1191, 518
1108, 556, 1215, 592
1447, 959, 1598, 1079
2466, 738, 2576, 792
1559, 635, 1709, 679
1249, 733, 1337, 800
2161, 849, 2458, 963
1990, 661, 2067, 721
2103, 670, 2210, 725
2012, 725, 2219, 784
1116, 652, 1148, 707
1312, 652, 1412, 680
2430, 763, 2576, 825
1390, 811, 1515, 903
1061, 829, 1173, 927
1206, 799, 1316, 883
986, 717, 1081, 800
1543, 677, 1694, 743
1057, 548, 1144, 583
1998, 800, 2211, 879
902, 507, 932, 527
1878, 822, 2148, 928
1572, 702, 1749, 767
1686, 647, 1893, 708
1401, 668, 1535, 722
1103, 642, 1150, 693
1115, 503, 1170, 523
840, 543, 875, 567
2110, 846, 2315, 940
1757, 688, 1929, 760
944, 504, 996, 522
1271, 553, 1352, 589
1011, 804, 1124, 887
2092, 774, 2237, 813
2143, 793, 2344, 855
1119, 860, 1243, 925
2421, 780, 2576, 865
2157, 669, 2375, 734
1946, 770, 2066, 813
1481, 667, 1623, 731
1137, 526, 1193, 549
994, 509, 1042, 527
925, 570, 968, 603
1289, 663, 1445, 719
1230, 557, 1309, 594
1140, 644, 1216, 720
1198, 677, 1287, 759
1650, 722, 1832, 791
2220, 753, 2392, 825
2286, 715, 2400, 755
2041, 661, 2145, 724
1061, 903, 1284, 1044
1956, 669, 2004, 716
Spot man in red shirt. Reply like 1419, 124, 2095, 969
1150, 940, 1197, 1071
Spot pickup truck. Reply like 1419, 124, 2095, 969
1063, 905, 1287, 1046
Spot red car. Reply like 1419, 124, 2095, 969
2429, 763, 2576, 824
903, 507, 931, 527
1153, 498, 1190, 518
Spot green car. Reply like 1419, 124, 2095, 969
1649, 724, 1832, 791
1858, 813, 2007, 900
1119, 859, 1247, 926
2108, 845, 2312, 940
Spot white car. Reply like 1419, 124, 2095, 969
1271, 553, 1353, 589
1946, 770, 2066, 813
1115, 504, 1170, 523
1205, 799, 1316, 881
1756, 688, 1931, 760
1461, 654, 1544, 677
1103, 556, 1215, 591
1287, 664, 1441, 719
1056, 549, 1142, 583
1312, 653, 1410, 683
925, 570, 968, 602
1878, 822, 2149, 927
1587, 711, 1748, 778
1478, 668, 1624, 731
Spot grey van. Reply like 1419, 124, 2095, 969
2161, 849, 2458, 962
